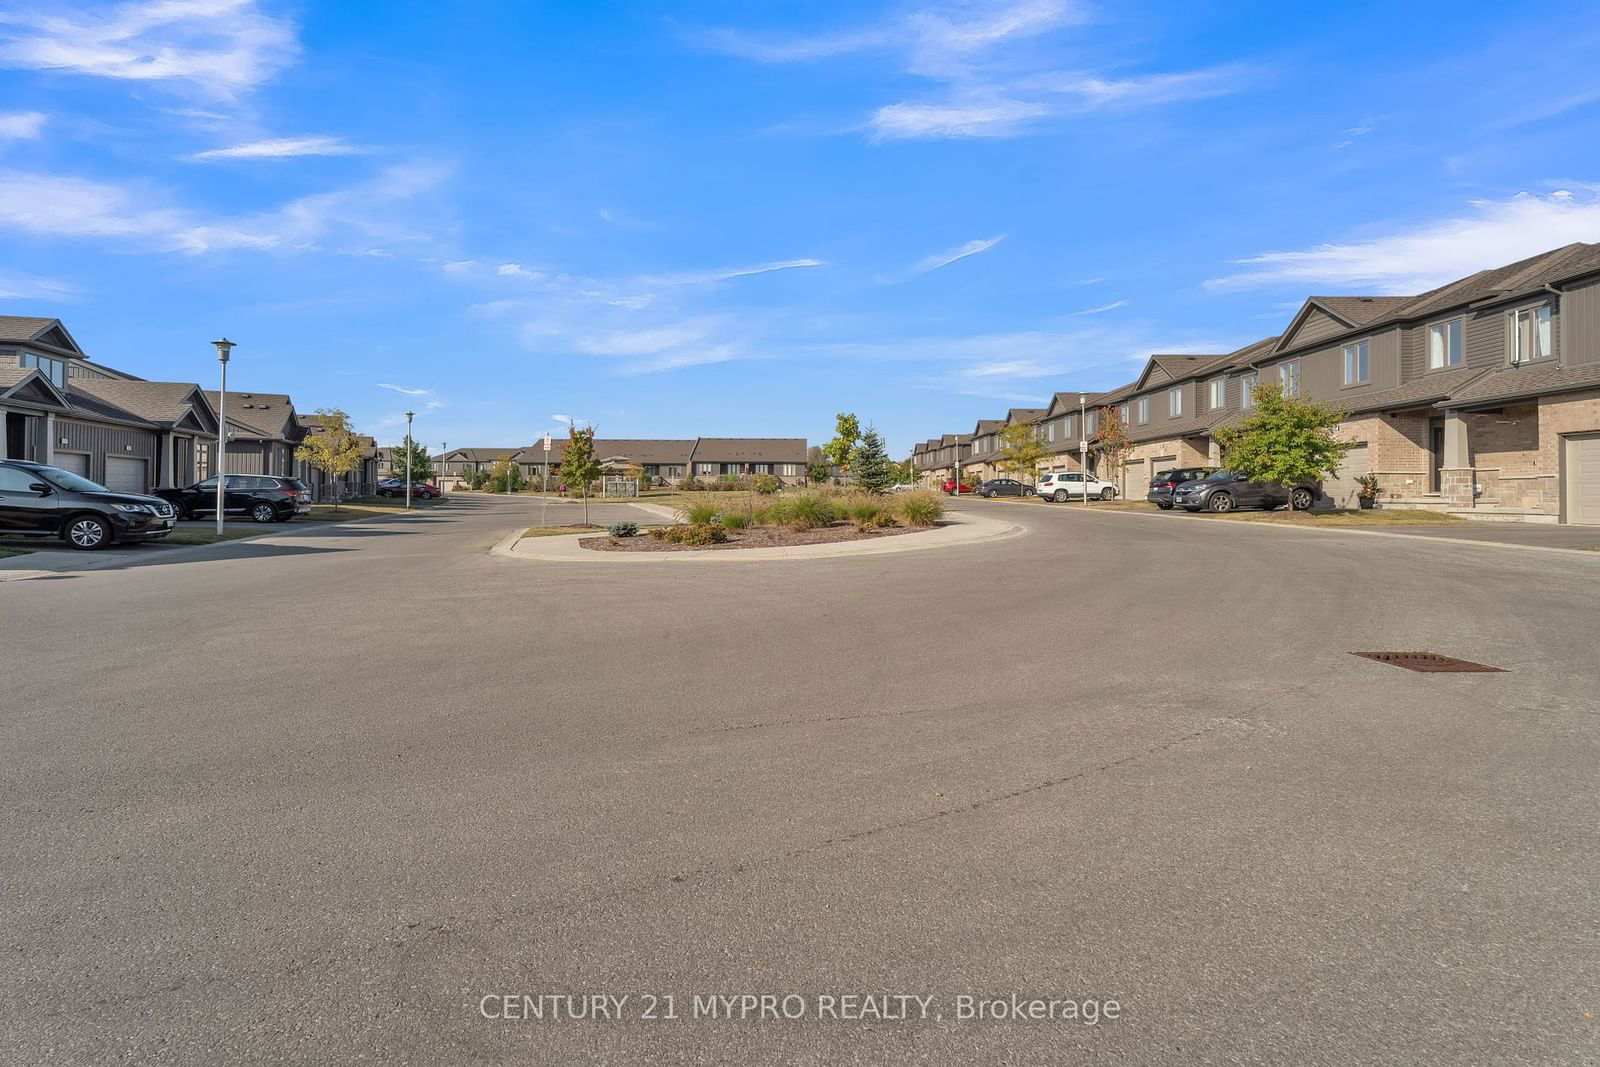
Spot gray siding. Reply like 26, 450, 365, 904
1258, 327, 1400, 408
54, 417, 159, 487
226, 441, 267, 475
1285, 306, 1349, 348
1465, 306, 1505, 369
1563, 277, 1600, 366
1400, 323, 1425, 381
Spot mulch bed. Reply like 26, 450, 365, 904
580, 521, 932, 552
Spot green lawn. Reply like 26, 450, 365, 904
0, 546, 32, 559
160, 527, 263, 545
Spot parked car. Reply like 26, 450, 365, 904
888, 483, 916, 492
1147, 466, 1218, 509
0, 459, 176, 549
157, 474, 310, 523
975, 478, 1032, 498
376, 478, 441, 500
941, 477, 976, 495
1173, 471, 1322, 513
1037, 471, 1119, 502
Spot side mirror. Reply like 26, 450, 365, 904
1234, 474, 1248, 482
29, 482, 52, 495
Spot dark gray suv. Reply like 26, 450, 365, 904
1174, 471, 1321, 513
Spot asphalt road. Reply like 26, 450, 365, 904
3, 494, 1597, 1064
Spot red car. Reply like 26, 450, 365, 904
941, 477, 976, 495
377, 479, 441, 499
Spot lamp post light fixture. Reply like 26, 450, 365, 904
404, 410, 415, 510
212, 338, 235, 536
1078, 393, 1088, 507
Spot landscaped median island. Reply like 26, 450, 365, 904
578, 489, 945, 553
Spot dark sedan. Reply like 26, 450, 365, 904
1174, 471, 1321, 513
1147, 466, 1217, 509
975, 478, 1033, 498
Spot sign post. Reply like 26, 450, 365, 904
542, 432, 552, 529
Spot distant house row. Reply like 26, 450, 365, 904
435, 438, 808, 487
0, 316, 382, 500
911, 243, 1600, 524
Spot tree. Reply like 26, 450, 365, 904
294, 409, 366, 511
487, 457, 526, 494
806, 445, 832, 485
561, 426, 602, 524
390, 440, 433, 484
997, 422, 1048, 487
1093, 405, 1132, 494
851, 425, 895, 494
1213, 382, 1354, 512
823, 413, 861, 471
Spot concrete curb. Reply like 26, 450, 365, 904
491, 511, 1024, 563
1045, 503, 1600, 560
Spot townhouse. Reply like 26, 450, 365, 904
911, 242, 1600, 524
911, 433, 972, 486
436, 437, 809, 488
295, 415, 382, 500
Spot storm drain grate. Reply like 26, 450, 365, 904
1351, 651, 1506, 673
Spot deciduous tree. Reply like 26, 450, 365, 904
562, 426, 602, 524
997, 422, 1048, 487
294, 409, 365, 511
1213, 382, 1354, 512
823, 413, 861, 471
1093, 406, 1132, 494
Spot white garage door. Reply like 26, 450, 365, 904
103, 456, 149, 495
53, 452, 89, 477
1568, 433, 1600, 525
1321, 444, 1369, 509
1120, 457, 1146, 497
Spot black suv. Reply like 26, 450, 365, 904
1173, 471, 1322, 513
157, 474, 311, 523
0, 459, 176, 549
975, 478, 1033, 498
1147, 466, 1217, 509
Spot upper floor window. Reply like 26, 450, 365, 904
1343, 341, 1370, 385
1514, 305, 1552, 363
1208, 377, 1225, 409
18, 352, 66, 388
1240, 371, 1259, 408
1046, 421, 1055, 442
1119, 403, 1130, 424
1168, 387, 1183, 417
1428, 319, 1463, 369
1136, 397, 1149, 423
1279, 360, 1300, 397
1064, 414, 1075, 439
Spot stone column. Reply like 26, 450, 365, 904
43, 413, 55, 466
1439, 409, 1474, 507
162, 432, 176, 487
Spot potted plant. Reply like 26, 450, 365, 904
1355, 473, 1380, 510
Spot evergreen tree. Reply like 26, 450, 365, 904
851, 426, 894, 494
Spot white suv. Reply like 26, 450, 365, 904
1037, 471, 1119, 502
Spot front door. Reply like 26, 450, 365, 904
0, 464, 58, 532
1429, 420, 1445, 493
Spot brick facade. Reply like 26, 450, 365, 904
1335, 412, 1432, 499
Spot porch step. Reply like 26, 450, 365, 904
1379, 497, 1453, 513
1446, 507, 1560, 524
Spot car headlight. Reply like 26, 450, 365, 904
112, 502, 149, 514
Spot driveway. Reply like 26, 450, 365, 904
3, 493, 1596, 1063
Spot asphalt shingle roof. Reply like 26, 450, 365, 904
70, 380, 209, 427
1441, 360, 1600, 407
0, 316, 59, 343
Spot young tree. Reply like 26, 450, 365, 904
390, 440, 433, 484
806, 444, 833, 486
997, 422, 1049, 487
561, 426, 602, 524
294, 409, 366, 512
1213, 382, 1354, 512
1093, 405, 1132, 496
487, 456, 525, 494
823, 413, 862, 471
851, 425, 895, 494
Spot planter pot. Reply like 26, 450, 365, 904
1357, 495, 1376, 510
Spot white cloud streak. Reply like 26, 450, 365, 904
0, 110, 46, 139
190, 135, 365, 161
0, 0, 300, 98
377, 383, 430, 397
1071, 299, 1127, 315
911, 235, 1005, 276
1207, 189, 1600, 293
639, 257, 824, 286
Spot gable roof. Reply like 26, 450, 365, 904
970, 418, 1004, 438
1002, 407, 1046, 426
0, 366, 71, 409
0, 316, 83, 354
70, 380, 217, 432
205, 391, 299, 441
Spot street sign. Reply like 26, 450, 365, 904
543, 433, 551, 452
1079, 441, 1088, 452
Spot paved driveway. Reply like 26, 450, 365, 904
3, 494, 1596, 1063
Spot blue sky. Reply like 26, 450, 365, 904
3, 0, 1600, 454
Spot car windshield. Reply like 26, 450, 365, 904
1202, 471, 1233, 483
38, 466, 110, 493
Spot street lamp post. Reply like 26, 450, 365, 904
1078, 393, 1088, 507
404, 410, 415, 510
212, 338, 234, 536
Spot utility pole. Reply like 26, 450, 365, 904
211, 338, 234, 535
1079, 393, 1088, 506
404, 410, 415, 510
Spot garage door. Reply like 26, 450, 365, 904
1120, 457, 1146, 497
53, 452, 89, 477
103, 456, 149, 495
1321, 444, 1369, 509
1568, 433, 1600, 525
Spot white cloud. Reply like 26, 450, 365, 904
441, 259, 476, 274
1071, 300, 1127, 315
910, 235, 1005, 276
0, 0, 300, 98
872, 97, 1047, 139
0, 110, 46, 139
377, 383, 430, 397
639, 257, 824, 286
497, 262, 544, 280
0, 270, 75, 300
190, 136, 365, 161
573, 320, 720, 357
1207, 188, 1600, 293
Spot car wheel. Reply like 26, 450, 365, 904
64, 514, 111, 550
1157, 502, 1173, 510
1100, 487, 1115, 500
1207, 492, 1234, 513
378, 489, 393, 498
1023, 488, 1034, 497
1290, 488, 1315, 511
250, 501, 277, 523
1052, 490, 1067, 502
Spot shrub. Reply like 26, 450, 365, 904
846, 497, 884, 524
752, 473, 781, 495
898, 490, 945, 527
606, 521, 638, 538
651, 523, 728, 546
720, 511, 750, 530
785, 492, 835, 530
677, 497, 721, 525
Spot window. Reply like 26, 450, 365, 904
754, 463, 771, 474
1046, 421, 1055, 442
1064, 414, 1075, 439
0, 467, 38, 491
1208, 378, 1225, 409
1240, 371, 1259, 408
1427, 319, 1463, 369
779, 463, 800, 477
696, 462, 716, 475
1514, 305, 1552, 363
1279, 360, 1300, 397
1136, 397, 1150, 423
1168, 387, 1183, 417
18, 352, 66, 388
1342, 341, 1370, 385
1119, 403, 1130, 424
